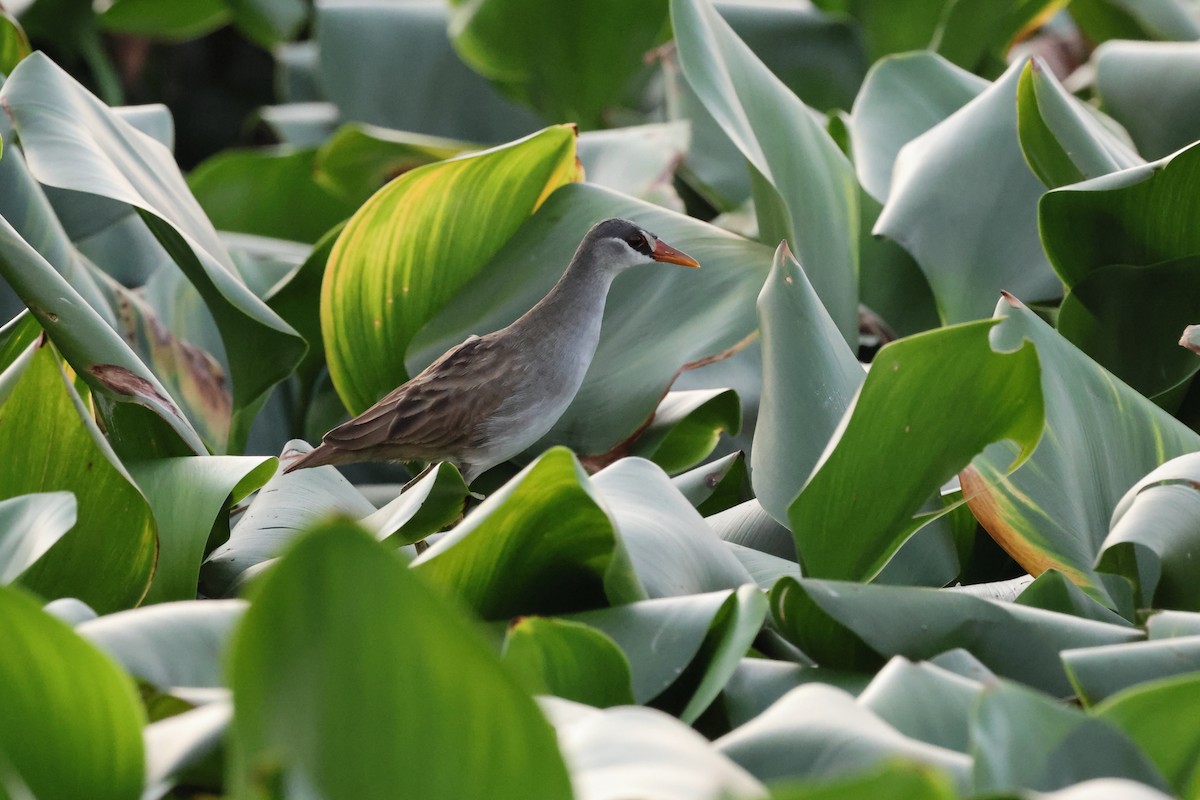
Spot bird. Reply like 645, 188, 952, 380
283, 218, 700, 483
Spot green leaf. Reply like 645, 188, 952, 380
413, 448, 645, 619
723, 658, 872, 730
0, 53, 305, 452
658, 583, 767, 724
362, 461, 469, 547
545, 701, 766, 797
1056, 258, 1200, 399
144, 701, 230, 798
0, 10, 31, 74
963, 299, 1200, 606
78, 599, 246, 689
771, 578, 1142, 696
0, 492, 75, 585
1094, 674, 1200, 797
672, 450, 746, 510
0, 213, 204, 456
3, 343, 156, 613
593, 458, 752, 598
502, 617, 635, 708
188, 146, 357, 244
313, 123, 470, 206
410, 183, 771, 457
631, 388, 741, 475
1095, 41, 1200, 161
228, 518, 573, 800
226, 0, 308, 47
315, 0, 542, 142
1015, 570, 1133, 628
671, 0, 860, 343
715, 684, 970, 788
201, 443, 375, 597
789, 319, 1043, 582
323, 124, 581, 413
577, 122, 689, 210
448, 0, 667, 129
1063, 637, 1200, 707
858, 657, 984, 753
1099, 453, 1200, 610
1040, 141, 1200, 289
970, 680, 1169, 794
1069, 0, 1200, 44
98, 0, 230, 40
565, 589, 741, 703
752, 242, 863, 524
1016, 59, 1142, 189
127, 456, 276, 603
875, 60, 1061, 324
769, 761, 957, 800
0, 583, 145, 800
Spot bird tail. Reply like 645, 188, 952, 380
281, 444, 345, 474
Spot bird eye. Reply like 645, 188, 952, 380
627, 233, 647, 252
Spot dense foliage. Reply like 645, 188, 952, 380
2, 0, 1200, 798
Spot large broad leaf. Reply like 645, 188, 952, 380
312, 123, 470, 207
98, 0, 229, 40
544, 701, 766, 800
144, 700, 230, 800
577, 122, 688, 211
188, 146, 357, 244
1094, 674, 1200, 798
0, 212, 205, 457
447, 0, 667, 129
78, 599, 246, 689
849, 52, 988, 203
565, 589, 744, 704
630, 388, 741, 475
0, 492, 75, 585
714, 684, 970, 788
502, 617, 636, 708
1041, 141, 1200, 288
315, 0, 542, 142
322, 124, 581, 413
0, 53, 305, 452
875, 59, 1061, 324
1098, 453, 1200, 610
225, 0, 308, 48
671, 0, 860, 343
411, 183, 771, 457
962, 298, 1200, 608
769, 761, 958, 800
201, 442, 375, 597
789, 319, 1043, 582
361, 462, 469, 547
0, 583, 145, 800
413, 448, 645, 619
1015, 59, 1142, 190
970, 680, 1169, 794
1071, 0, 1200, 46
127, 456, 276, 603
858, 657, 984, 754
1041, 142, 1200, 399
1062, 637, 1200, 707
771, 578, 1142, 696
229, 518, 573, 799
591, 458, 752, 598
752, 242, 863, 524
1095, 41, 1200, 161
3, 342, 157, 613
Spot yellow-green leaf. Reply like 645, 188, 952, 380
322, 124, 583, 413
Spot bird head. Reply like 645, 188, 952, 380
579, 218, 701, 275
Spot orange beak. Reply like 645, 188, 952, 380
651, 239, 701, 268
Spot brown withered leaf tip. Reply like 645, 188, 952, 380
88, 364, 182, 417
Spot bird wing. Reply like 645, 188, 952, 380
319, 334, 518, 458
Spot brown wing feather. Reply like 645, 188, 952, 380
317, 334, 518, 461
